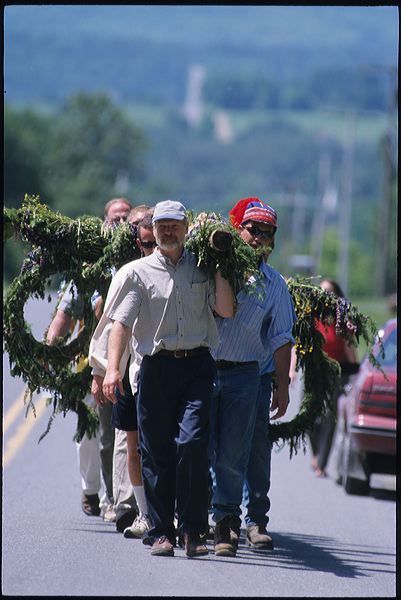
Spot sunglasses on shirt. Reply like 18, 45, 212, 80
139, 240, 157, 249
243, 224, 275, 240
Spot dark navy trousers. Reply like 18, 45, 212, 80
137, 351, 216, 543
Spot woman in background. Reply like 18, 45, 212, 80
309, 279, 359, 478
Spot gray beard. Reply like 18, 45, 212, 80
157, 239, 181, 251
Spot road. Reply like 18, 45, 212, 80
2, 294, 396, 597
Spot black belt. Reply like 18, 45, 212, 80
157, 347, 210, 359
215, 360, 258, 369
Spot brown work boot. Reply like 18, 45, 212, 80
230, 526, 240, 551
81, 493, 101, 517
150, 536, 175, 557
182, 532, 209, 558
246, 525, 274, 551
214, 516, 236, 557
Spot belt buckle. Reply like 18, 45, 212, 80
174, 349, 187, 358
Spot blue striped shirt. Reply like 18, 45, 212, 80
212, 261, 296, 375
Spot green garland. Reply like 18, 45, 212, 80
4, 195, 141, 441
273, 277, 382, 456
3, 196, 382, 453
186, 213, 262, 295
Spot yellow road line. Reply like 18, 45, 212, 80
3, 388, 28, 434
3, 395, 49, 467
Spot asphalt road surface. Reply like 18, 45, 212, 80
2, 294, 396, 597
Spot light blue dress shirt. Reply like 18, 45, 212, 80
212, 261, 296, 375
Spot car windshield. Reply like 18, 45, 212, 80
375, 328, 397, 368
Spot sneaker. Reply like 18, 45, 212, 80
101, 503, 117, 522
116, 508, 137, 533
150, 536, 174, 557
214, 516, 236, 557
81, 493, 101, 517
123, 513, 151, 539
246, 524, 274, 551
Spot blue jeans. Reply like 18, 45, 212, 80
209, 362, 260, 525
243, 373, 272, 528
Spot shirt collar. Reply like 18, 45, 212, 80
260, 259, 273, 281
154, 246, 187, 267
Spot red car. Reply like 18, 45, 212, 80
335, 318, 397, 495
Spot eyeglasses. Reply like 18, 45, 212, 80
139, 240, 157, 249
243, 224, 275, 240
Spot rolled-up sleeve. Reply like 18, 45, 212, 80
108, 273, 142, 329
89, 318, 113, 377
266, 282, 296, 355
58, 281, 85, 319
89, 265, 138, 378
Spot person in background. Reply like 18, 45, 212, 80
90, 211, 156, 540
45, 197, 132, 520
100, 200, 235, 558
308, 278, 359, 478
103, 197, 134, 226
93, 204, 151, 319
108, 205, 153, 534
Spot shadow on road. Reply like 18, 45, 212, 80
263, 531, 395, 578
67, 523, 396, 579
166, 530, 395, 578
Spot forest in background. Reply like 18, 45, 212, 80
4, 5, 398, 298
5, 5, 397, 106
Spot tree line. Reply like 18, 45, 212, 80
4, 92, 396, 298
204, 66, 390, 112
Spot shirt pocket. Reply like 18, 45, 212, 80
188, 281, 208, 316
236, 293, 266, 351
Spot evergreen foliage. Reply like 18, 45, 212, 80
3, 197, 382, 454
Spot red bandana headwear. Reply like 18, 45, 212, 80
229, 197, 278, 230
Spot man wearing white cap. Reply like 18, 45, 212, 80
101, 200, 235, 558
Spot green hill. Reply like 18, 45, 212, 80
4, 5, 398, 106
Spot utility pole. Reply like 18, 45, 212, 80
375, 66, 397, 297
337, 111, 356, 297
311, 153, 331, 274
375, 133, 394, 296
290, 191, 307, 250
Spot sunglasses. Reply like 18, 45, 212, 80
243, 224, 275, 240
140, 240, 157, 249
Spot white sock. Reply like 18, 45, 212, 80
133, 485, 148, 515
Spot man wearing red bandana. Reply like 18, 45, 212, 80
209, 197, 296, 556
